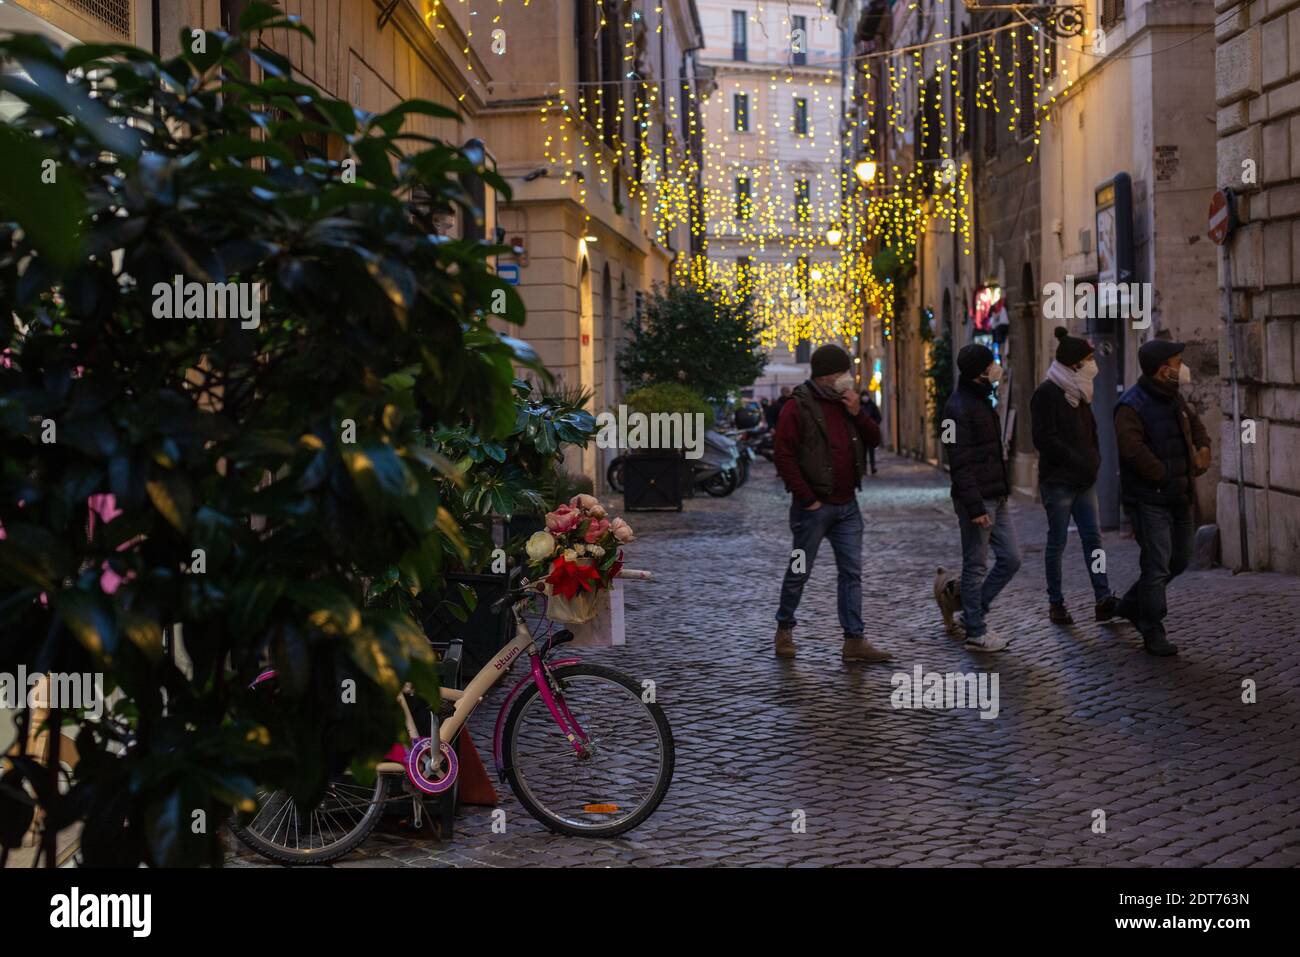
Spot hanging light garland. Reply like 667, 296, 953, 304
405, 2, 1084, 349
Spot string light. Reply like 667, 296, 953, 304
402, 3, 1076, 349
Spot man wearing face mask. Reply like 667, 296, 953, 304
1113, 339, 1212, 657
942, 343, 1021, 652
772, 343, 889, 662
1031, 327, 1120, 625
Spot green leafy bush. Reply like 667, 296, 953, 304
618, 282, 765, 402
925, 336, 955, 438
427, 380, 596, 570
0, 4, 534, 865
624, 382, 713, 422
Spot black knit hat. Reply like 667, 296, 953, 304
1138, 338, 1185, 377
810, 343, 852, 378
956, 343, 995, 380
1054, 326, 1094, 366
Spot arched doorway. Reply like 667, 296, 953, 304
599, 265, 616, 488
1011, 262, 1038, 477
578, 255, 595, 480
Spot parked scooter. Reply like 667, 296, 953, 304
606, 428, 743, 497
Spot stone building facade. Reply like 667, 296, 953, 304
1216, 0, 1300, 572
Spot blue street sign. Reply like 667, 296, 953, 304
498, 263, 519, 285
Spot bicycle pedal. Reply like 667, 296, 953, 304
412, 798, 423, 829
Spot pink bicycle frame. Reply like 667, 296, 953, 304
490, 651, 585, 780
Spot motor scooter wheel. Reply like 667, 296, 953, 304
702, 468, 737, 497
606, 456, 625, 493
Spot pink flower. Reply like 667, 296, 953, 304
582, 518, 610, 543
610, 517, 634, 543
545, 504, 581, 535
570, 493, 600, 512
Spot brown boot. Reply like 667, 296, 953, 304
774, 626, 796, 659
842, 636, 892, 662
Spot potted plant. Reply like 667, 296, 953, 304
619, 382, 712, 510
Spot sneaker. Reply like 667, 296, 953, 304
1095, 595, 1120, 622
1143, 634, 1178, 657
1049, 602, 1074, 625
963, 629, 1009, 653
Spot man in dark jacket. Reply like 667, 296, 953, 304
942, 343, 1021, 652
1114, 339, 1212, 656
772, 344, 889, 663
1031, 327, 1119, 625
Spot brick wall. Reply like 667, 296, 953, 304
1216, 1, 1300, 572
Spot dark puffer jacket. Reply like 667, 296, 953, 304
1115, 375, 1210, 506
1030, 380, 1101, 490
942, 378, 1010, 520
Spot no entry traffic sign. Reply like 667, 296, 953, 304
1208, 188, 1235, 245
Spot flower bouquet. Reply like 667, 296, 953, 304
523, 494, 635, 624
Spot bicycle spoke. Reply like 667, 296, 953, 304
510, 673, 667, 831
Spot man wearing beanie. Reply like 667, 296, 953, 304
941, 343, 1021, 652
1030, 327, 1120, 626
1112, 338, 1212, 656
772, 343, 890, 663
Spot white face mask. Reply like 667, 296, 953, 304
833, 373, 855, 393
1078, 358, 1099, 381
1177, 364, 1191, 387
984, 363, 1003, 385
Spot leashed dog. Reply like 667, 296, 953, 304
933, 567, 962, 634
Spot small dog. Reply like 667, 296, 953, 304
933, 566, 962, 634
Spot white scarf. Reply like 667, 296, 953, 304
1046, 359, 1093, 408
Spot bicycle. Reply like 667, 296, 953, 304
230, 567, 674, 864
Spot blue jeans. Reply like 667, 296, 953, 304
1119, 501, 1194, 641
1041, 483, 1112, 606
775, 500, 864, 637
958, 497, 1022, 638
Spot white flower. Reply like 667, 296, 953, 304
525, 530, 556, 563
563, 548, 578, 562
575, 543, 587, 555
589, 545, 605, 558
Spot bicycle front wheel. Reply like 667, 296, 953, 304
502, 663, 674, 837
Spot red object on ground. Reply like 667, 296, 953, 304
455, 727, 498, 807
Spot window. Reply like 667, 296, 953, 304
732, 10, 748, 61
733, 92, 749, 132
1101, 0, 1124, 30
795, 179, 811, 222
576, 0, 597, 88
735, 176, 752, 220
790, 15, 807, 66
793, 96, 809, 135
1017, 31, 1034, 139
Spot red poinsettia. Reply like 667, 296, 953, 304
546, 555, 603, 599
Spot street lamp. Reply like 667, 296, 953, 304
853, 158, 877, 184
825, 225, 843, 246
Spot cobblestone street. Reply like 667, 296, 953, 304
230, 454, 1300, 868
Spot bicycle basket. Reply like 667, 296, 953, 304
542, 587, 601, 624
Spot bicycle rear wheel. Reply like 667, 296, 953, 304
230, 774, 389, 865
502, 663, 673, 837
